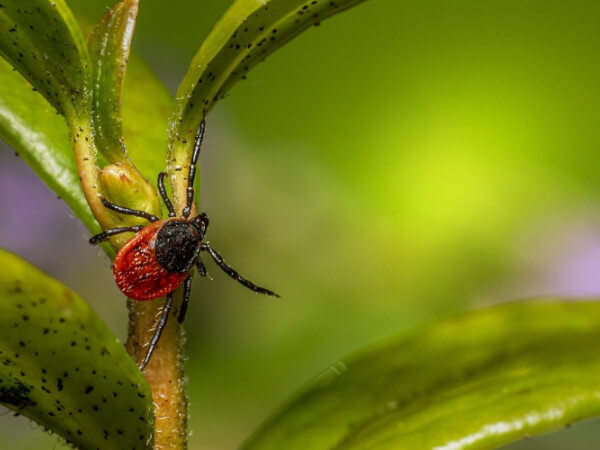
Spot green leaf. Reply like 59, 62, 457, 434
0, 52, 172, 237
170, 0, 369, 145
121, 56, 173, 185
88, 0, 139, 163
0, 248, 153, 449
245, 300, 600, 450
0, 57, 96, 231
0, 0, 91, 120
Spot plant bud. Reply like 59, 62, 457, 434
100, 162, 161, 227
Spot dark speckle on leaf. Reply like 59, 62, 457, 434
0, 382, 35, 409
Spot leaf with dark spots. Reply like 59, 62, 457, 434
0, 381, 36, 409
172, 0, 367, 132
168, 0, 370, 206
0, 0, 90, 120
0, 249, 153, 449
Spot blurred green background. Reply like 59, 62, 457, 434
2, 0, 600, 448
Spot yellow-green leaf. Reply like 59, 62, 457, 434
0, 248, 153, 449
245, 300, 600, 450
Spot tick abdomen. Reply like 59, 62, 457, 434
112, 221, 188, 300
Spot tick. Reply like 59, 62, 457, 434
89, 120, 279, 369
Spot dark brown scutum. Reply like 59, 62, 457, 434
155, 219, 200, 273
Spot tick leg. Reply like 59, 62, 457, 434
177, 276, 192, 324
196, 257, 207, 277
140, 293, 173, 370
182, 120, 206, 218
89, 225, 144, 245
101, 198, 159, 222
201, 243, 280, 298
157, 172, 176, 217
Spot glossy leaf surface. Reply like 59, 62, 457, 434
171, 0, 368, 144
0, 249, 153, 449
0, 0, 90, 119
0, 57, 95, 230
245, 300, 600, 450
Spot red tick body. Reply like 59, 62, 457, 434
113, 220, 188, 301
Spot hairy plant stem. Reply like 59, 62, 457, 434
166, 139, 197, 209
71, 119, 113, 231
126, 296, 187, 449
120, 137, 201, 449
74, 116, 190, 449
124, 138, 198, 449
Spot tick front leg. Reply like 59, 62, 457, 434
182, 120, 206, 219
177, 276, 192, 324
89, 225, 144, 245
157, 172, 176, 217
201, 243, 280, 298
101, 198, 159, 222
140, 293, 174, 370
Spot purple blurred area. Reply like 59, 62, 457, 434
0, 143, 127, 334
1, 148, 88, 272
